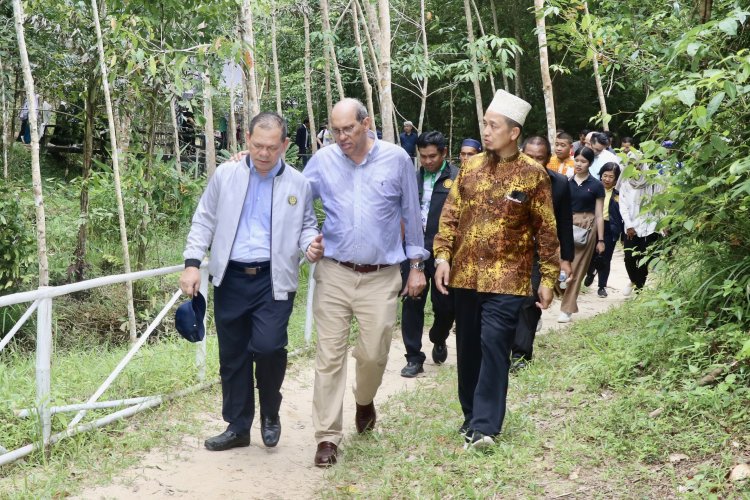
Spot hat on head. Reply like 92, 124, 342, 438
486, 90, 532, 126
175, 292, 206, 342
461, 138, 482, 151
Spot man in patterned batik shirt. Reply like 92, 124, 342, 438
433, 90, 560, 450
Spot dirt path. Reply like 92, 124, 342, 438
78, 250, 630, 500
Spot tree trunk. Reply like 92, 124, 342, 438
90, 0, 137, 341
534, 0, 557, 143
203, 73, 217, 178
417, 0, 429, 133
241, 0, 260, 121
471, 0, 496, 95
489, 0, 509, 91
136, 88, 158, 274
169, 97, 181, 169
321, 0, 345, 101
12, 0, 50, 287
73, 74, 99, 282
323, 40, 334, 122
583, 1, 609, 131
463, 0, 484, 136
448, 85, 454, 156
363, 0, 394, 142
0, 56, 9, 179
270, 3, 283, 115
699, 0, 712, 23
352, 0, 376, 131
357, 0, 383, 99
302, 7, 318, 155
228, 90, 238, 151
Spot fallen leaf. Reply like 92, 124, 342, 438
568, 469, 580, 480
649, 408, 664, 418
669, 453, 689, 464
729, 463, 750, 482
406, 455, 417, 462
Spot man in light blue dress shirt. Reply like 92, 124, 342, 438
304, 98, 429, 467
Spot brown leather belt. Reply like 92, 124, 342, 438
330, 258, 393, 274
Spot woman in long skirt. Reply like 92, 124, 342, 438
558, 147, 605, 323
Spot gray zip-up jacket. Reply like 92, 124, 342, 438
183, 158, 319, 300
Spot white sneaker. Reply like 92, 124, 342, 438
623, 282, 634, 297
557, 312, 572, 323
463, 431, 495, 451
536, 318, 543, 332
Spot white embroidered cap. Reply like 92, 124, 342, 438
486, 90, 532, 126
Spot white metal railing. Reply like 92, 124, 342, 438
0, 260, 317, 467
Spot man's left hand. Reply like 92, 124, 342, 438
536, 285, 553, 310
230, 150, 250, 162
402, 268, 426, 298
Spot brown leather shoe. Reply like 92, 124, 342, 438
355, 402, 376, 433
314, 441, 338, 467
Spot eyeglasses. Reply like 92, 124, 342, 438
331, 124, 359, 137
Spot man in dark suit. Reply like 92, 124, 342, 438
400, 131, 459, 377
295, 118, 311, 167
512, 136, 574, 368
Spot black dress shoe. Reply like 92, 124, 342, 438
432, 343, 448, 364
400, 361, 424, 378
355, 402, 376, 433
598, 287, 608, 298
204, 430, 250, 451
510, 357, 528, 373
314, 441, 338, 467
261, 415, 281, 448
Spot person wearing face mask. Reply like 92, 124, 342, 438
558, 146, 605, 323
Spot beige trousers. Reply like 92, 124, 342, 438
312, 258, 402, 445
561, 212, 597, 314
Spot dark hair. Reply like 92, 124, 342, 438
574, 146, 596, 165
303, 117, 309, 124
250, 112, 288, 141
417, 130, 446, 152
580, 128, 591, 137
621, 136, 635, 144
598, 162, 621, 181
591, 132, 610, 147
521, 135, 551, 156
556, 132, 574, 144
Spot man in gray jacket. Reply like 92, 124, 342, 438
180, 112, 323, 451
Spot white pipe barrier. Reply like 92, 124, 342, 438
304, 263, 316, 345
15, 396, 158, 418
0, 299, 38, 352
0, 381, 215, 468
67, 289, 183, 428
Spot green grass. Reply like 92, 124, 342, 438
320, 296, 750, 498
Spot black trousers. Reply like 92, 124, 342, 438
454, 289, 525, 436
624, 232, 661, 289
400, 258, 455, 363
213, 262, 295, 434
512, 259, 541, 361
586, 223, 617, 287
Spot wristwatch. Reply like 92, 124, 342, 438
409, 261, 425, 271
434, 258, 448, 266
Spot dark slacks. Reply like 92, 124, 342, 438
587, 223, 617, 287
513, 258, 541, 361
213, 262, 295, 434
624, 232, 661, 289
400, 258, 455, 363
454, 288, 525, 436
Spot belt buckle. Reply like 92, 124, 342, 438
244, 267, 259, 276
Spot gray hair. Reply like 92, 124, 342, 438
248, 111, 288, 141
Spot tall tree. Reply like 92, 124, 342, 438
320, 0, 345, 100
583, 1, 609, 131
416, 0, 430, 132
352, 0, 377, 131
0, 54, 9, 179
12, 0, 49, 287
90, 0, 137, 341
241, 0, 260, 124
203, 73, 217, 178
362, 0, 395, 141
534, 0, 556, 143
302, 4, 318, 154
463, 0, 484, 135
270, 1, 283, 115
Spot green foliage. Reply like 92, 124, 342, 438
0, 181, 36, 292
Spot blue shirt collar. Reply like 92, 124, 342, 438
245, 155, 282, 178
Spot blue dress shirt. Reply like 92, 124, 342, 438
228, 156, 282, 262
303, 131, 428, 265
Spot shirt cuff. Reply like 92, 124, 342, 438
433, 250, 452, 261
540, 276, 557, 289
405, 245, 430, 261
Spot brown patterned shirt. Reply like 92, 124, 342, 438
433, 151, 560, 295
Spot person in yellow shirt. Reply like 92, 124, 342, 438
433, 90, 559, 450
548, 132, 575, 177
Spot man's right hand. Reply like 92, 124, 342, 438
180, 267, 201, 296
626, 227, 636, 240
434, 261, 451, 295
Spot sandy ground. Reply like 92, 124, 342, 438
77, 250, 631, 500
